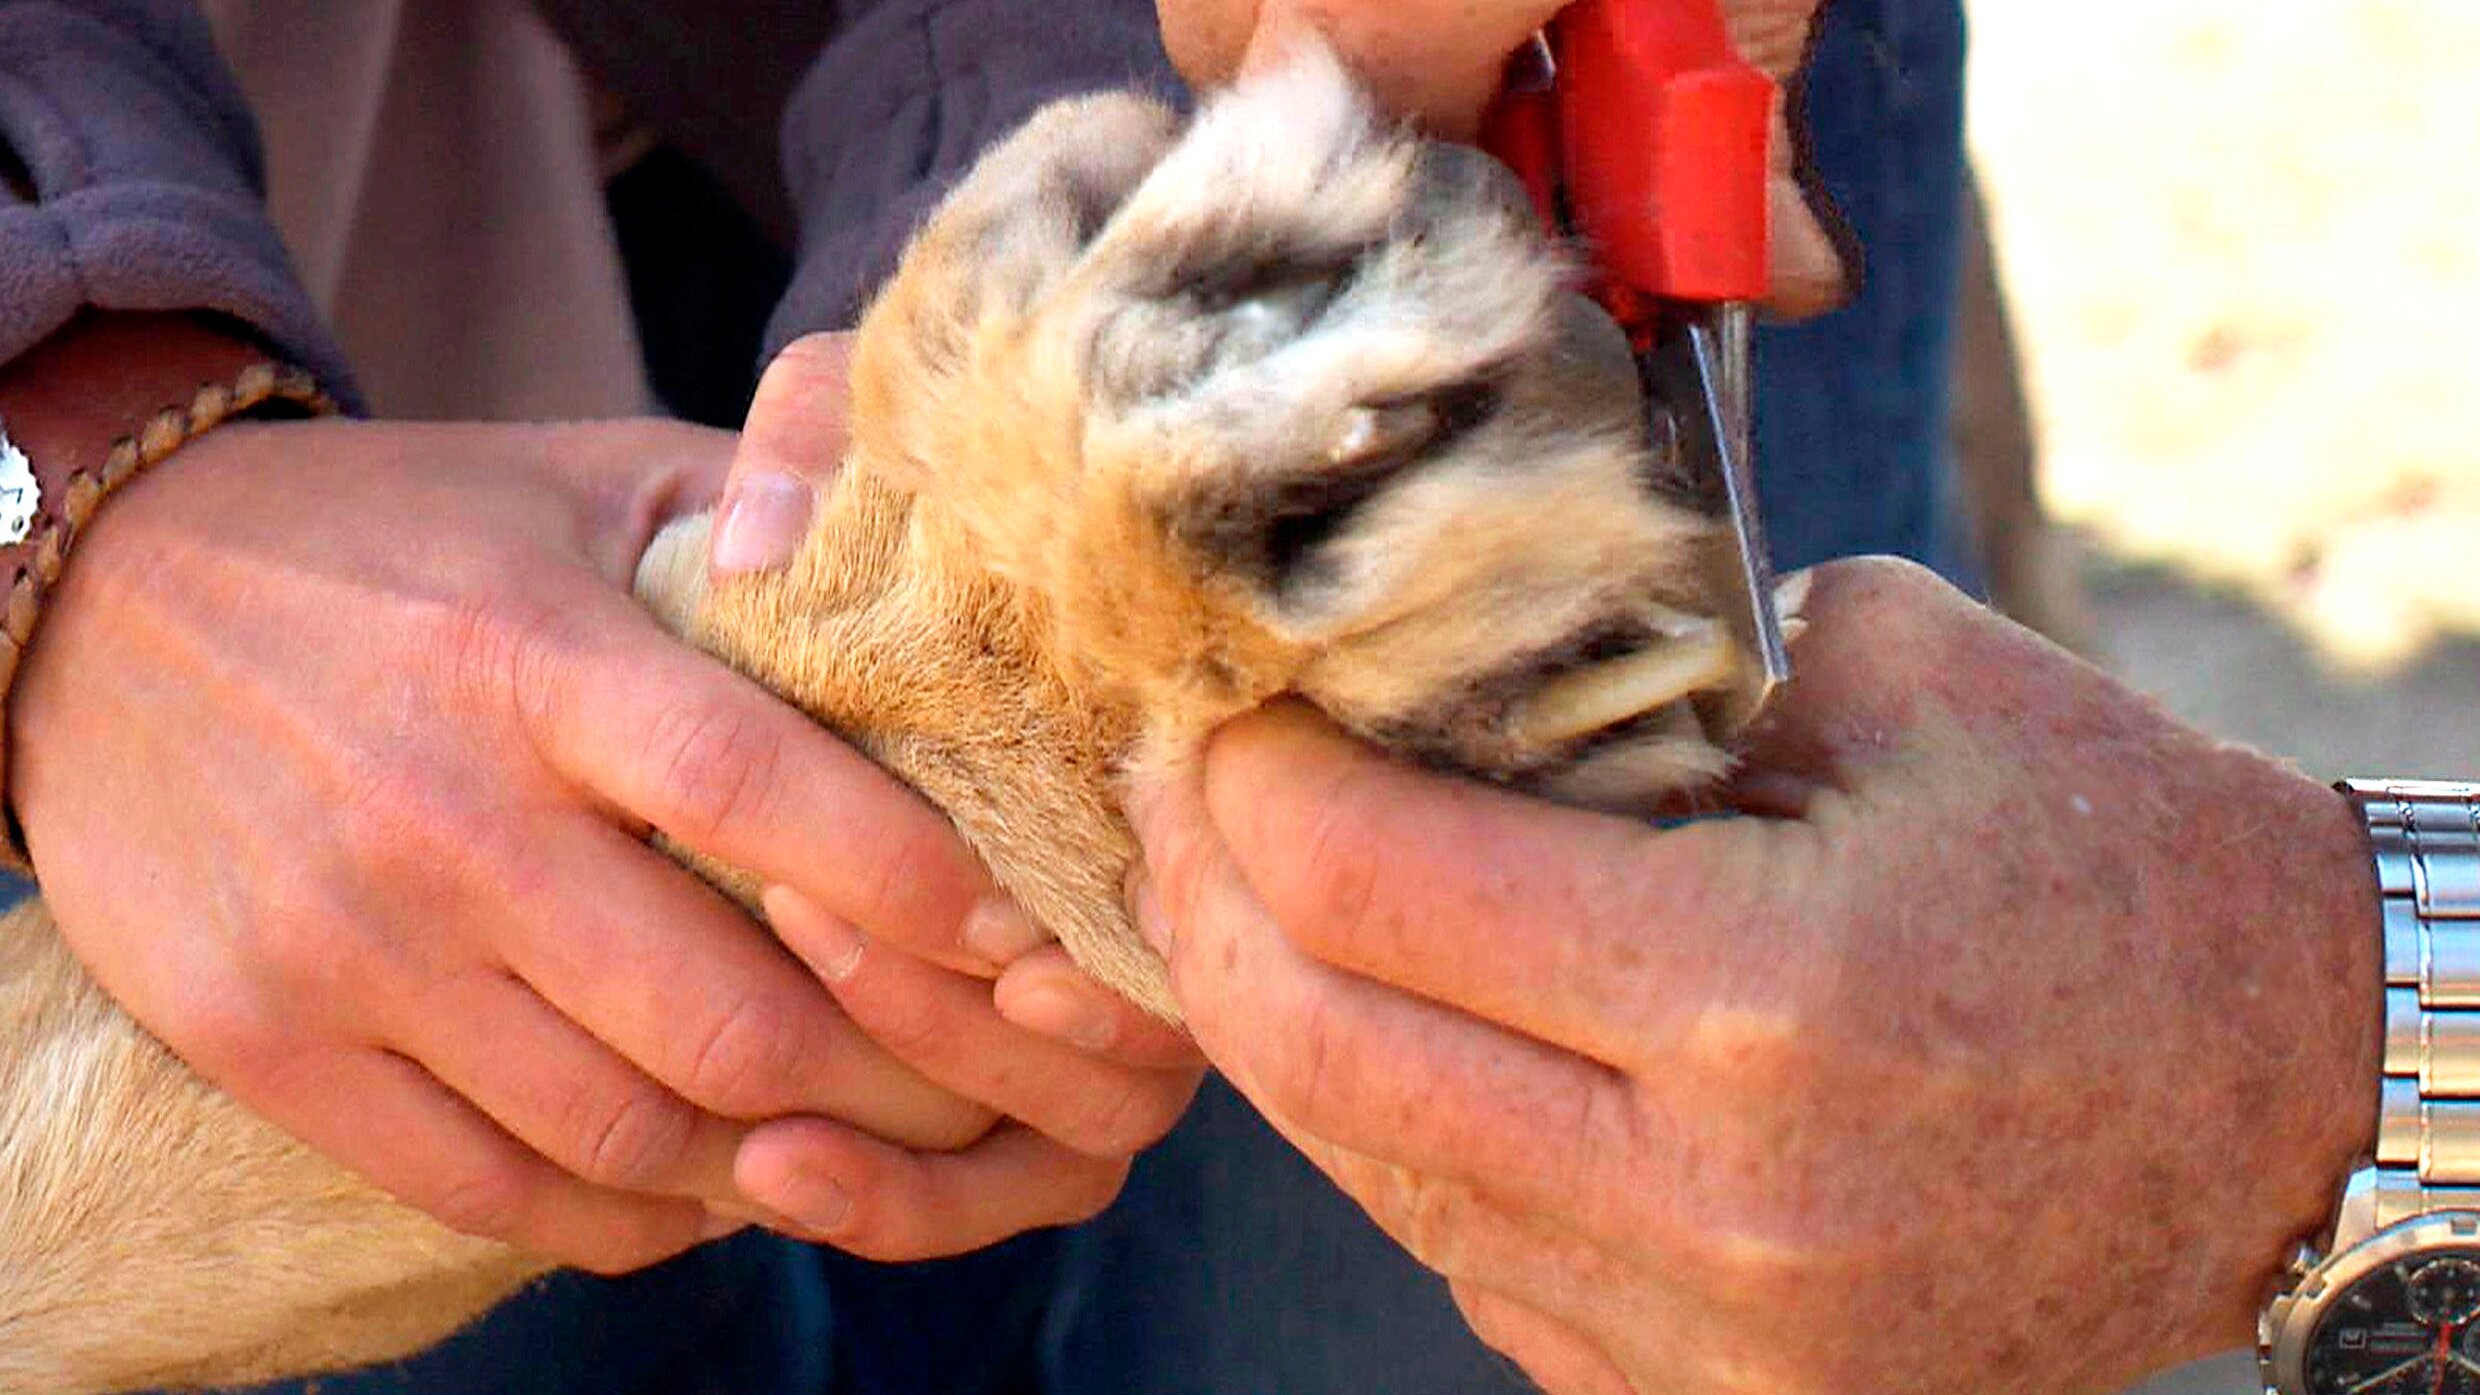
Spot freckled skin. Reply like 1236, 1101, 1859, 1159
1140, 558, 2384, 1395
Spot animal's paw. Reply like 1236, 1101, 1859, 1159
857, 49, 1747, 811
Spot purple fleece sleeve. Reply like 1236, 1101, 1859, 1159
765, 0, 1183, 349
0, 0, 356, 405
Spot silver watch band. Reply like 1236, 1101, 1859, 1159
2344, 778, 2480, 1227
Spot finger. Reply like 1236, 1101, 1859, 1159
1449, 1282, 1637, 1395
252, 1042, 709, 1274
496, 819, 993, 1150
733, 1118, 1129, 1260
993, 943, 1205, 1071
1721, 0, 1849, 314
1140, 779, 1636, 1217
392, 966, 747, 1203
767, 888, 1199, 1159
1164, 1, 1567, 139
532, 605, 1022, 976
1766, 168, 1850, 317
1157, 701, 1791, 1069
1724, 556, 1998, 794
712, 333, 854, 576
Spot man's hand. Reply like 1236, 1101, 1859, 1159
1131, 558, 2383, 1395
1154, 0, 1847, 314
11, 415, 1164, 1271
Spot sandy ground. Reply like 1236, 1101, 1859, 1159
1965, 4, 2480, 1388
1968, 0, 2480, 770
1972, 0, 2480, 677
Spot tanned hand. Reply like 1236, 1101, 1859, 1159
1132, 558, 2382, 1395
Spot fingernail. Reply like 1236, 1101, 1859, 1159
962, 896, 1048, 967
1126, 867, 1172, 956
1003, 979, 1119, 1053
709, 471, 813, 575
764, 886, 867, 983
767, 1166, 852, 1235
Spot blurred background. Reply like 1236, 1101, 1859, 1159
1959, 0, 2480, 780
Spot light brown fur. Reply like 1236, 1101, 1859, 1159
0, 54, 1741, 1392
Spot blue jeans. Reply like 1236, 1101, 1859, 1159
156, 1, 1970, 1389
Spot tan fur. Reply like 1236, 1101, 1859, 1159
0, 53, 1739, 1392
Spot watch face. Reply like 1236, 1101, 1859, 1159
2308, 1253, 2480, 1395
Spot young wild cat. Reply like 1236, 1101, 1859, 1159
0, 50, 1756, 1393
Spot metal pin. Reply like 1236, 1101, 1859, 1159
1683, 308, 1789, 718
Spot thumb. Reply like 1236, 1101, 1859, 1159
1718, 556, 1982, 808
710, 332, 856, 578
1766, 146, 1851, 319
1730, 0, 1850, 317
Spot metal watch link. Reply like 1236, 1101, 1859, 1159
2262, 780, 2480, 1395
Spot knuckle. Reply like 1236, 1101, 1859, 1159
167, 984, 284, 1084
1668, 1198, 1860, 1316
1053, 1158, 1130, 1226
325, 759, 433, 878
841, 815, 968, 946
1827, 554, 1944, 618
1284, 764, 1393, 955
1389, 1169, 1479, 1274
768, 332, 853, 385
848, 980, 950, 1063
831, 1221, 923, 1266
247, 880, 383, 1010
680, 993, 802, 1115
567, 1215, 698, 1276
937, 1101, 1006, 1151
1677, 998, 1819, 1099
427, 1160, 540, 1241
423, 594, 577, 731
332, 773, 498, 903
1264, 992, 1354, 1128
565, 1085, 697, 1192
1055, 1074, 1185, 1159
641, 697, 787, 849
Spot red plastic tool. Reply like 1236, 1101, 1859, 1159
1479, 0, 1774, 344
1481, 0, 1792, 727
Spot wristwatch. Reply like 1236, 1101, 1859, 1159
2261, 779, 2480, 1395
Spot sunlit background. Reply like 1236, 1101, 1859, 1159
1967, 0, 2480, 780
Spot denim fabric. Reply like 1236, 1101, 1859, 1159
1759, 0, 1974, 581
132, 0, 1970, 1389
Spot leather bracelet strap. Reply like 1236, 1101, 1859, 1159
0, 314, 335, 875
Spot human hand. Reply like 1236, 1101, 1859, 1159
739, 888, 1205, 1259
1153, 0, 1846, 314
701, 329, 1207, 1073
1130, 557, 2382, 1395
8, 415, 1090, 1270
